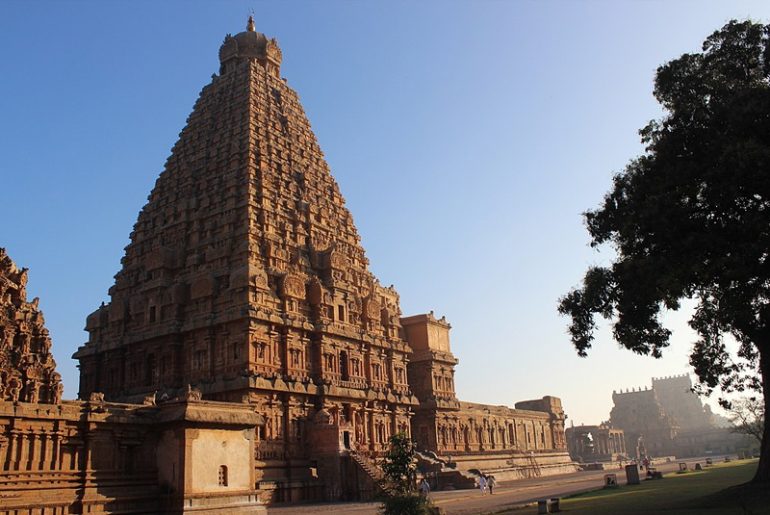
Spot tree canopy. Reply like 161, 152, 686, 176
558, 20, 770, 483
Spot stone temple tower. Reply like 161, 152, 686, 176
74, 18, 418, 498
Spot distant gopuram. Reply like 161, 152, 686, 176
65, 17, 575, 504
609, 375, 754, 459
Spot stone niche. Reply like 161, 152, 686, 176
155, 400, 266, 514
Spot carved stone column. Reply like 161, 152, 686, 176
40, 433, 52, 471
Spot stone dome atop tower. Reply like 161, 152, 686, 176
219, 16, 282, 76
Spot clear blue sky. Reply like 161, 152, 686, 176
2, 0, 769, 425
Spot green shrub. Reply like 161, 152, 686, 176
379, 493, 441, 515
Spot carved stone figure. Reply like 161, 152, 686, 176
8, 377, 21, 403
143, 391, 157, 406
52, 381, 63, 404
185, 384, 202, 401
26, 379, 39, 403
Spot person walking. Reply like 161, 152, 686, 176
487, 475, 496, 494
478, 475, 487, 495
419, 478, 431, 498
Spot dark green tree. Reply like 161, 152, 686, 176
379, 432, 439, 515
380, 432, 418, 496
558, 20, 770, 484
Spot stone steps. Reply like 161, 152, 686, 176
349, 451, 395, 496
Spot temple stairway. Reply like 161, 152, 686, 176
415, 451, 479, 490
346, 451, 393, 499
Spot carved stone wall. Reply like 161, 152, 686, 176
0, 248, 62, 405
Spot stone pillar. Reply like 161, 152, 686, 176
50, 432, 61, 471
367, 409, 375, 453
24, 431, 37, 470
40, 433, 52, 470
4, 431, 18, 471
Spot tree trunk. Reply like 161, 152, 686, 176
753, 347, 770, 483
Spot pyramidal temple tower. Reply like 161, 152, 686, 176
75, 15, 418, 474
72, 20, 574, 502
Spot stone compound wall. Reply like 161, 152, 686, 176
0, 400, 159, 514
422, 400, 577, 480
403, 314, 575, 480
0, 398, 264, 514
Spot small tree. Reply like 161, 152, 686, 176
379, 432, 440, 515
380, 432, 418, 495
728, 397, 765, 445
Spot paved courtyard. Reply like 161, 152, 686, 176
267, 457, 713, 514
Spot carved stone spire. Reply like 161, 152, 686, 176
247, 15, 256, 32
74, 22, 414, 419
0, 248, 62, 404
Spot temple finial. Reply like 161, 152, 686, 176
247, 15, 255, 32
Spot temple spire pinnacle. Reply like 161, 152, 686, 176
247, 15, 255, 32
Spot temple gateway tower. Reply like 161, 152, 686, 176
74, 19, 574, 503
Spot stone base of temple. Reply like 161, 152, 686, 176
447, 451, 579, 482
174, 492, 265, 514
254, 457, 381, 505
256, 478, 326, 505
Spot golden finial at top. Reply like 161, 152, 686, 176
247, 15, 255, 32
